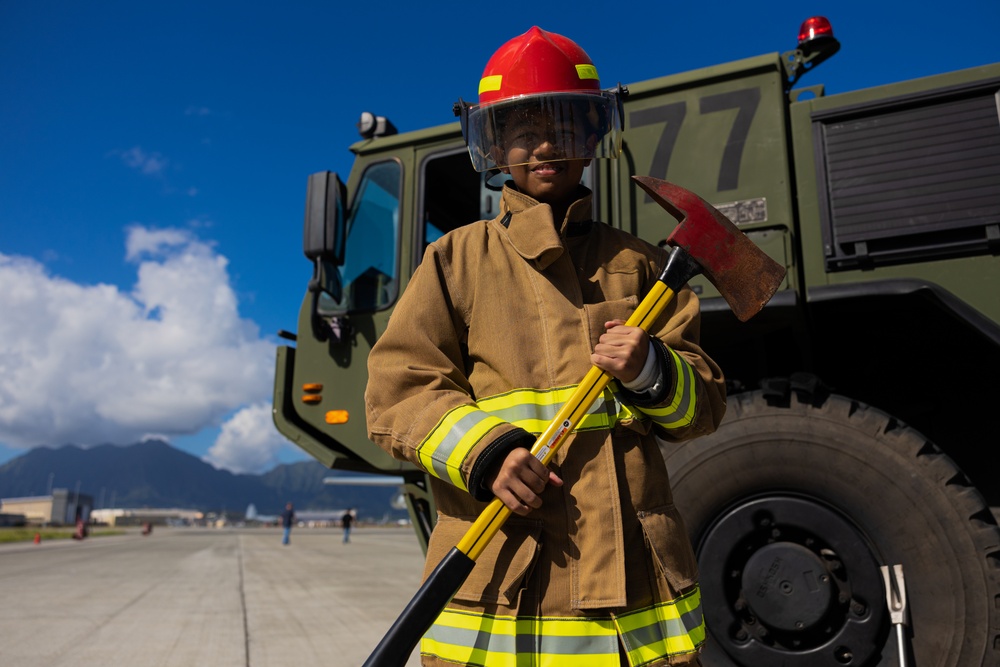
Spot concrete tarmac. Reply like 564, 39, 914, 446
0, 526, 426, 667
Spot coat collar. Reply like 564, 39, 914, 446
496, 185, 594, 270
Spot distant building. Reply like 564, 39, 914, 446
293, 510, 351, 527
90, 507, 203, 527
0, 489, 93, 526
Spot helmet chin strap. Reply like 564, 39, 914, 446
484, 169, 509, 192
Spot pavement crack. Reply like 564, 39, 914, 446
239, 534, 250, 667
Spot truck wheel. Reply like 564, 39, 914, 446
663, 378, 1000, 667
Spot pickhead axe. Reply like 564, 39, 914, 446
362, 177, 786, 667
633, 175, 786, 321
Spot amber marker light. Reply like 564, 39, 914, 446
325, 410, 349, 424
301, 383, 324, 404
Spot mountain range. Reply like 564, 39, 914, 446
0, 440, 409, 521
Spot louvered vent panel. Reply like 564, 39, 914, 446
817, 86, 1000, 269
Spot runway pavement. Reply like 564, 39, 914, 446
0, 526, 426, 667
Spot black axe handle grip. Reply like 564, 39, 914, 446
362, 547, 475, 667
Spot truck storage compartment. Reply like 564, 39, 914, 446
812, 78, 1000, 270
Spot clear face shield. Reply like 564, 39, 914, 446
456, 88, 625, 172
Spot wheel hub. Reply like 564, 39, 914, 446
698, 496, 887, 666
741, 542, 833, 632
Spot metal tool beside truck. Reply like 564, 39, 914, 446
273, 18, 1000, 667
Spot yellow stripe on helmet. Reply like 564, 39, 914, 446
479, 74, 503, 95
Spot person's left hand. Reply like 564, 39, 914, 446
488, 447, 563, 516
590, 319, 649, 383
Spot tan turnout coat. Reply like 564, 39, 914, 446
366, 185, 726, 666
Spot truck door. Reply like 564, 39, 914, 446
614, 55, 795, 306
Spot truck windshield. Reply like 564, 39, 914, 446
317, 160, 401, 315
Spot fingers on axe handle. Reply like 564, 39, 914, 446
632, 176, 786, 322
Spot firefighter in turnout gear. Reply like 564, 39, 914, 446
365, 26, 726, 666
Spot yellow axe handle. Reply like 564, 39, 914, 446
458, 278, 676, 559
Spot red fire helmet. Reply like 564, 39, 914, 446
478, 26, 603, 106
456, 27, 625, 172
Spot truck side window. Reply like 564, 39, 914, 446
318, 160, 401, 314
417, 150, 589, 265
420, 151, 487, 256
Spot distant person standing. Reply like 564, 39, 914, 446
341, 509, 354, 544
280, 502, 295, 546
72, 516, 87, 540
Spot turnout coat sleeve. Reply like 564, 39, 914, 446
616, 284, 726, 443
364, 234, 531, 495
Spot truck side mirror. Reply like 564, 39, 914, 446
303, 171, 346, 265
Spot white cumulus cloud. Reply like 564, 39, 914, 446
118, 146, 169, 176
204, 403, 288, 474
125, 226, 199, 261
0, 227, 288, 473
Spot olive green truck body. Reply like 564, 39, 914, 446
273, 35, 1000, 667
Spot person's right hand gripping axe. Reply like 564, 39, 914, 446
362, 175, 787, 667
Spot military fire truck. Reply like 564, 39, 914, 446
272, 17, 1000, 667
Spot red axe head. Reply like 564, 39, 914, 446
633, 176, 786, 322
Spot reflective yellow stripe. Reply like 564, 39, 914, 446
424, 609, 619, 666
417, 386, 637, 490
479, 385, 635, 434
576, 64, 599, 80
422, 590, 704, 666
417, 406, 506, 491
479, 74, 503, 95
635, 348, 697, 430
616, 588, 705, 664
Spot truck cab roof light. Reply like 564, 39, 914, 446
798, 16, 835, 53
783, 15, 841, 89
357, 112, 398, 139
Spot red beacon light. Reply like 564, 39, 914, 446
798, 16, 836, 52
783, 15, 841, 89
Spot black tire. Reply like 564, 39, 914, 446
663, 378, 1000, 667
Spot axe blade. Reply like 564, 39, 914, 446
632, 176, 786, 322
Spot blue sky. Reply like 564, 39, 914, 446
2, 1, 998, 473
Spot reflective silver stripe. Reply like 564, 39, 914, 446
416, 385, 638, 490
423, 610, 620, 665
422, 592, 704, 665
616, 588, 705, 663
482, 387, 630, 433
619, 604, 704, 659
424, 624, 618, 656
417, 406, 506, 490
636, 347, 697, 430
